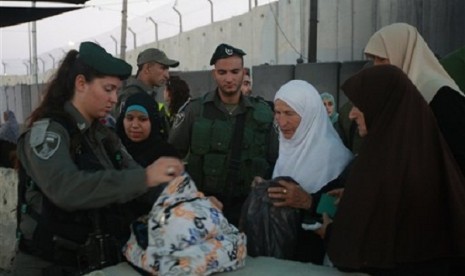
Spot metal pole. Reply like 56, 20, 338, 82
308, 0, 318, 62
2, 62, 6, 75
120, 0, 128, 60
27, 23, 31, 75
60, 48, 67, 58
274, 2, 279, 65
299, 0, 305, 63
48, 54, 55, 69
248, 0, 252, 11
350, 0, 354, 60
110, 35, 118, 56
23, 61, 30, 75
207, 0, 214, 23
31, 2, 39, 85
38, 57, 45, 73
128, 27, 137, 49
147, 17, 159, 47
172, 2, 183, 33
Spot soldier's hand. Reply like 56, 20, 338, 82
145, 157, 184, 187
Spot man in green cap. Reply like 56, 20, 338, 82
169, 43, 278, 226
116, 48, 180, 139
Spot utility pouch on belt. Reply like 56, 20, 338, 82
44, 213, 122, 275
75, 232, 121, 273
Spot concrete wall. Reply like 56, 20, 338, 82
3, 0, 463, 86
162, 61, 367, 111
0, 168, 18, 271
1, 0, 464, 122
2, 61, 369, 125
130, 0, 465, 67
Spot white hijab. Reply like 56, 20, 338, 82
365, 22, 463, 103
272, 80, 353, 193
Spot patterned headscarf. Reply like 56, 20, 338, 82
0, 110, 19, 144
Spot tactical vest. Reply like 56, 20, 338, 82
187, 96, 273, 198
17, 115, 127, 272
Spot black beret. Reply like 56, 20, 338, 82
78, 42, 132, 79
209, 43, 246, 65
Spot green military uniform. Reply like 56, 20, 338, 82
16, 102, 147, 275
18, 101, 146, 215
169, 90, 278, 224
116, 77, 156, 115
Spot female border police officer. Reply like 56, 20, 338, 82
13, 42, 184, 275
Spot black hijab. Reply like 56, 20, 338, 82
328, 65, 465, 269
116, 92, 178, 167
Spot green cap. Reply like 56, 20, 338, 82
78, 42, 132, 79
137, 48, 179, 67
210, 43, 246, 65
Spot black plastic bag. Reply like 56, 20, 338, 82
240, 176, 302, 260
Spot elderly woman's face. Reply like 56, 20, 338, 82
274, 99, 302, 139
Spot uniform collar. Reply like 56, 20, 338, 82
127, 76, 157, 96
208, 89, 255, 111
64, 101, 91, 132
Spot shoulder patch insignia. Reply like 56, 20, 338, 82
30, 119, 50, 147
32, 131, 61, 160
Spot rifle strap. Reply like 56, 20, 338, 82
224, 112, 246, 206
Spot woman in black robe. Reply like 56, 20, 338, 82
321, 65, 465, 275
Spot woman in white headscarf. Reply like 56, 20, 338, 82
364, 22, 465, 176
0, 110, 20, 168
270, 80, 352, 196
268, 80, 353, 263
